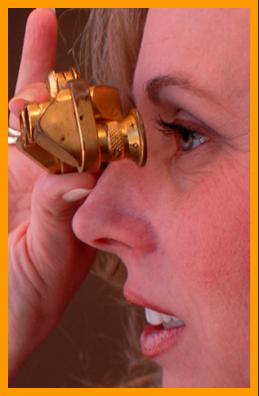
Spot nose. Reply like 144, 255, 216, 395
72, 159, 157, 257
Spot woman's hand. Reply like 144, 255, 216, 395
8, 9, 97, 381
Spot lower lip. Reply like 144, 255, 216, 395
140, 324, 185, 358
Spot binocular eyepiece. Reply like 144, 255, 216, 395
18, 69, 147, 173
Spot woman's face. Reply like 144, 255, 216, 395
73, 9, 250, 387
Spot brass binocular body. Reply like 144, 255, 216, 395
18, 69, 147, 173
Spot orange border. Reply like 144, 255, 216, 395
0, 2, 258, 395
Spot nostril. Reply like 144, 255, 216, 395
94, 238, 132, 250
73, 200, 158, 255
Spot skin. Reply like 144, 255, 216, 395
73, 9, 250, 387
8, 9, 97, 381
9, 8, 250, 387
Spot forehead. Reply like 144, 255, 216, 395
136, 9, 250, 111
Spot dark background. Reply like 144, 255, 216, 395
8, 8, 134, 387
8, 8, 91, 99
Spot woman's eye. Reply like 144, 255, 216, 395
156, 117, 209, 152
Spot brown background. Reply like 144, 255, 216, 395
8, 8, 132, 387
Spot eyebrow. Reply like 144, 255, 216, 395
145, 73, 220, 106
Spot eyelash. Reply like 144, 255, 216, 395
155, 115, 209, 152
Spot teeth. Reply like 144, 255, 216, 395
163, 316, 185, 329
145, 307, 163, 325
161, 313, 172, 323
145, 307, 185, 329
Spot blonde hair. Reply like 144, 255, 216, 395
78, 8, 148, 112
66, 8, 162, 387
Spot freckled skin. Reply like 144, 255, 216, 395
73, 9, 250, 387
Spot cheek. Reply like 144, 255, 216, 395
160, 161, 250, 295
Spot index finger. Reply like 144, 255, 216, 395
15, 8, 57, 95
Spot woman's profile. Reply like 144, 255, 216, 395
8, 8, 250, 387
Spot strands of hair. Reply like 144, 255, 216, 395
59, 8, 161, 387
59, 8, 148, 112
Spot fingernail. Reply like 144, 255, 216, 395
62, 188, 91, 203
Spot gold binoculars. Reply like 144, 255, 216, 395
17, 69, 147, 173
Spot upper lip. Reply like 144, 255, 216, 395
123, 288, 179, 318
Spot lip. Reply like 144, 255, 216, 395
124, 289, 186, 358
124, 289, 177, 316
141, 324, 185, 357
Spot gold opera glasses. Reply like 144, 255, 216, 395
17, 69, 147, 173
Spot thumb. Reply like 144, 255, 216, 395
31, 170, 97, 225
28, 171, 97, 272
